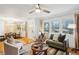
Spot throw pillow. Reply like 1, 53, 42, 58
53, 34, 59, 41
58, 34, 66, 43
7, 36, 15, 44
49, 34, 54, 40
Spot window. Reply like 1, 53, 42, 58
63, 19, 74, 34
44, 22, 49, 32
51, 19, 60, 32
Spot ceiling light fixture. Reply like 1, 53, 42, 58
35, 9, 41, 13
29, 4, 50, 14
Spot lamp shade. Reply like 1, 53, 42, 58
68, 24, 76, 29
35, 9, 41, 13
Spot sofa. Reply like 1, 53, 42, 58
0, 36, 5, 41
46, 34, 67, 51
5, 32, 21, 39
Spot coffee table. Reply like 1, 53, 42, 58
31, 43, 48, 55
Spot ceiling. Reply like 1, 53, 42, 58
0, 4, 79, 20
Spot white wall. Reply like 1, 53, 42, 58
0, 20, 4, 36
26, 19, 36, 39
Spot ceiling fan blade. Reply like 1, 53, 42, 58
42, 9, 50, 13
29, 10, 35, 14
28, 4, 51, 14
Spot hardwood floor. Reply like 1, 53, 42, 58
0, 42, 4, 55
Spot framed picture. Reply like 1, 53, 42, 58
44, 22, 49, 32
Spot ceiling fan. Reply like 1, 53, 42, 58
29, 4, 50, 14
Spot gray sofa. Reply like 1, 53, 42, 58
46, 40, 66, 51
46, 34, 67, 51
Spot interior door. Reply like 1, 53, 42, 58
76, 14, 79, 48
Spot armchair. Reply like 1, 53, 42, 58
4, 40, 26, 55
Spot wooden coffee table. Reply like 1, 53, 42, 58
31, 43, 48, 55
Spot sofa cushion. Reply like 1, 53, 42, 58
53, 34, 59, 41
56, 50, 65, 55
47, 48, 57, 55
52, 41, 63, 46
15, 42, 24, 50
48, 40, 63, 45
47, 40, 64, 47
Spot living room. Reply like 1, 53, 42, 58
0, 4, 79, 55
